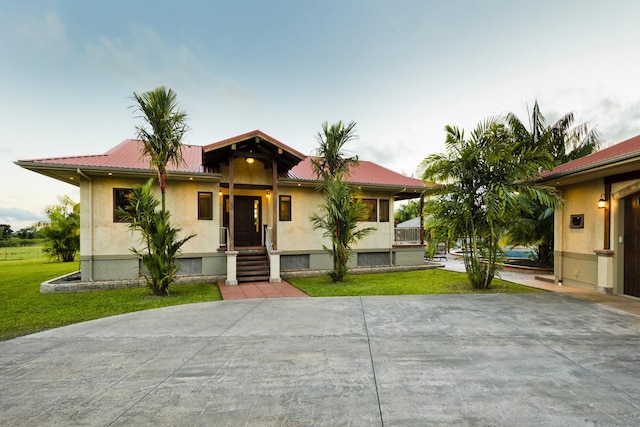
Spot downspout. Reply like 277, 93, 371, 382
556, 190, 563, 286
76, 168, 93, 281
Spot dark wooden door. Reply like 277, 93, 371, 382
234, 196, 262, 247
624, 193, 640, 297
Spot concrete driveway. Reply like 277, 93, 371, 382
2, 294, 640, 426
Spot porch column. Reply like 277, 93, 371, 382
419, 193, 425, 245
225, 251, 239, 286
272, 158, 278, 249
228, 153, 235, 250
269, 250, 281, 283
594, 249, 614, 294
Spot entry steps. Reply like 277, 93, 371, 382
236, 248, 270, 283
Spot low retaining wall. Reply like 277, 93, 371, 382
282, 262, 443, 279
42, 262, 445, 293
41, 271, 224, 293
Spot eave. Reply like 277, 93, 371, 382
15, 161, 222, 186
277, 177, 427, 200
539, 154, 640, 187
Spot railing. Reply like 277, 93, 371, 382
263, 225, 273, 252
220, 227, 229, 249
394, 227, 421, 243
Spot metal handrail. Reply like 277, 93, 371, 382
220, 227, 230, 249
394, 227, 421, 243
264, 225, 273, 252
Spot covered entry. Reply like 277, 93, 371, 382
624, 192, 640, 297
224, 195, 262, 247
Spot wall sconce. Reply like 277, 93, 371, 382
266, 190, 271, 198
598, 194, 607, 209
219, 190, 223, 196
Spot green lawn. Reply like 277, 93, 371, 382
1, 257, 542, 341
0, 245, 43, 261
0, 259, 222, 341
288, 268, 543, 297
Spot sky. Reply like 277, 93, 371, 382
2, 0, 640, 230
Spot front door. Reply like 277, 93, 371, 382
233, 196, 262, 247
624, 193, 640, 297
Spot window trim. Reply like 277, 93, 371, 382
360, 198, 377, 222
379, 199, 390, 222
113, 188, 134, 223
198, 191, 213, 220
279, 195, 292, 221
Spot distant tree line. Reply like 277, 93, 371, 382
0, 224, 44, 247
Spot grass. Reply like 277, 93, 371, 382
288, 268, 544, 297
0, 258, 222, 341
0, 245, 44, 261
1, 250, 541, 341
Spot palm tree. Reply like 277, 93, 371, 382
310, 120, 374, 282
38, 195, 80, 263
131, 86, 189, 217
310, 178, 374, 282
117, 179, 194, 296
505, 101, 602, 264
421, 118, 557, 289
507, 100, 602, 164
311, 120, 359, 179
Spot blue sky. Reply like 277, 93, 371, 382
2, 0, 640, 229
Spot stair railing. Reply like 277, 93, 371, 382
264, 225, 273, 252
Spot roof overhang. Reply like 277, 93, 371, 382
203, 130, 306, 172
15, 162, 221, 185
278, 178, 426, 200
539, 154, 640, 187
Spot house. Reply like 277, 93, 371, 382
540, 133, 640, 297
16, 130, 428, 287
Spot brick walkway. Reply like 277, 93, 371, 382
218, 280, 309, 300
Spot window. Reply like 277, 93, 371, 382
113, 188, 133, 222
379, 199, 390, 222
360, 198, 377, 222
198, 192, 213, 220
279, 195, 291, 221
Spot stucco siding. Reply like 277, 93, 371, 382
555, 251, 598, 289
277, 186, 395, 252
558, 179, 604, 254
394, 246, 426, 266
221, 158, 274, 185
91, 257, 140, 281
165, 181, 220, 254
91, 176, 148, 256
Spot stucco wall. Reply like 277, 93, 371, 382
79, 175, 221, 280
221, 158, 274, 185
554, 179, 604, 289
83, 177, 220, 256
78, 167, 413, 281
558, 179, 605, 254
276, 185, 395, 252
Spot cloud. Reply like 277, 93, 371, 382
0, 206, 44, 225
0, 8, 69, 59
84, 26, 214, 92
585, 98, 640, 145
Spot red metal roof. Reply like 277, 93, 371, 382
286, 157, 426, 189
542, 134, 640, 179
18, 132, 428, 193
20, 139, 205, 173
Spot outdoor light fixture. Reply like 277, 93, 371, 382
219, 190, 223, 196
245, 157, 255, 164
598, 194, 607, 209
266, 190, 271, 198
